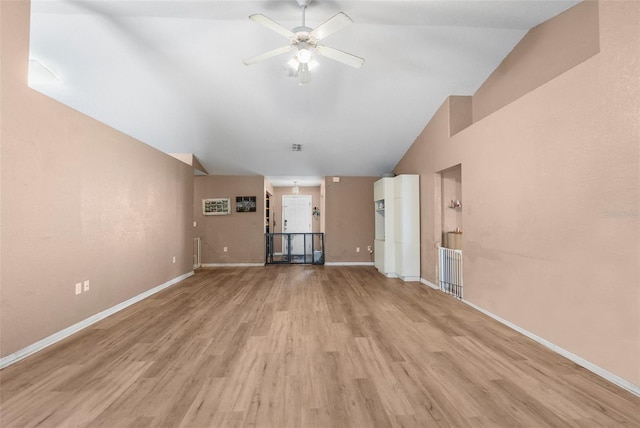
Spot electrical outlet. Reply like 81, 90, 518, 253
193, 221, 197, 227
83, 280, 90, 292
223, 246, 228, 252
75, 283, 82, 295
172, 256, 176, 264
356, 247, 360, 252
368, 246, 372, 252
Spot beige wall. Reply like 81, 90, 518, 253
472, 0, 600, 123
324, 177, 378, 263
195, 177, 376, 264
271, 187, 322, 234
394, 1, 639, 386
1, 1, 194, 358
271, 186, 322, 253
194, 175, 265, 264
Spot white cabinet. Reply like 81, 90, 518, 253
374, 178, 394, 275
374, 175, 420, 281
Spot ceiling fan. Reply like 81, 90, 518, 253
243, 0, 364, 84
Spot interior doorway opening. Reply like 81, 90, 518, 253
435, 164, 463, 298
264, 182, 325, 264
282, 195, 313, 256
439, 164, 463, 249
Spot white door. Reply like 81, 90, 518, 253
282, 195, 312, 256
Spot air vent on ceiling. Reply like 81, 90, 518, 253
291, 144, 302, 151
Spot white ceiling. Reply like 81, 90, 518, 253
28, 0, 579, 186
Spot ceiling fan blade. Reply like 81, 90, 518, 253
249, 14, 295, 38
244, 45, 293, 65
310, 12, 353, 41
298, 63, 311, 85
315, 45, 364, 69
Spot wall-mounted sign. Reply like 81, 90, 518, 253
203, 198, 230, 215
236, 196, 257, 212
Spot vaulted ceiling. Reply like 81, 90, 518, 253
28, 0, 579, 186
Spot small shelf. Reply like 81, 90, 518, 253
375, 199, 386, 241
265, 192, 271, 234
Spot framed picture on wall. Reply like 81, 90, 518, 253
203, 198, 230, 215
236, 196, 257, 212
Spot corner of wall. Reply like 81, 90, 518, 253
472, 0, 600, 122
448, 96, 473, 137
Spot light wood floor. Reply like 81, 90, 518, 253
1, 266, 639, 427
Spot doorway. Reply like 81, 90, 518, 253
435, 164, 463, 298
282, 195, 312, 256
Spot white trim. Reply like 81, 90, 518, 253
0, 271, 194, 370
420, 277, 439, 290
282, 194, 313, 255
201, 263, 264, 267
463, 299, 640, 398
325, 262, 375, 266
193, 237, 201, 269
377, 272, 420, 282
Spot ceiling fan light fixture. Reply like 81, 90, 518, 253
297, 44, 312, 64
244, 1, 364, 82
288, 57, 318, 71
298, 63, 311, 85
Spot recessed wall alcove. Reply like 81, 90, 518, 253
437, 164, 462, 250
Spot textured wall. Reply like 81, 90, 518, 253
194, 175, 265, 264
394, 1, 639, 386
194, 176, 376, 264
324, 177, 378, 263
1, 1, 194, 358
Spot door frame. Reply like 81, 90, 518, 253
282, 194, 312, 256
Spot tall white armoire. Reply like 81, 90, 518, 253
374, 174, 420, 281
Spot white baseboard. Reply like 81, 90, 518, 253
201, 263, 264, 267
419, 277, 639, 396
378, 272, 420, 282
463, 300, 640, 398
202, 262, 375, 267
0, 271, 194, 370
325, 262, 375, 266
420, 278, 439, 290
372, 271, 397, 278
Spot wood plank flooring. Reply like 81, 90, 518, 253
1, 266, 639, 427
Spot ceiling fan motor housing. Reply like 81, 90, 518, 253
291, 29, 316, 49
